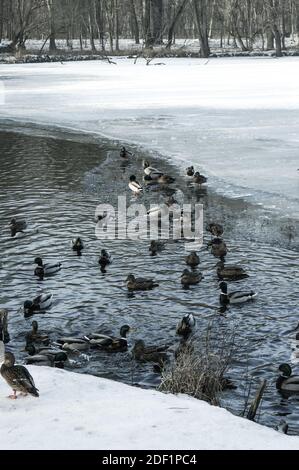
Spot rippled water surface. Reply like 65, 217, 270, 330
0, 128, 298, 434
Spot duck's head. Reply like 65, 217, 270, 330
143, 161, 150, 169
24, 300, 33, 314
166, 196, 178, 206
279, 363, 292, 377
216, 261, 225, 268
130, 175, 137, 182
25, 344, 37, 356
3, 351, 15, 367
182, 269, 190, 276
101, 249, 108, 257
219, 281, 228, 293
34, 257, 43, 266
126, 274, 135, 282
133, 339, 145, 352
31, 320, 38, 332
120, 325, 131, 338
9, 218, 17, 226
183, 313, 195, 327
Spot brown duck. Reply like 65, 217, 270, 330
1, 352, 39, 399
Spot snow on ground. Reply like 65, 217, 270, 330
0, 366, 298, 450
0, 56, 298, 218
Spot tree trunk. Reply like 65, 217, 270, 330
193, 0, 210, 58
266, 29, 274, 49
151, 0, 163, 44
273, 25, 282, 56
46, 0, 57, 53
130, 0, 140, 44
166, 0, 189, 48
144, 0, 152, 47
115, 0, 119, 51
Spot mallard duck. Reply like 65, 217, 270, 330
126, 274, 159, 291
1, 352, 39, 399
120, 146, 133, 158
186, 166, 195, 177
56, 337, 89, 352
149, 240, 165, 256
9, 218, 27, 237
207, 223, 224, 237
176, 313, 196, 337
143, 161, 163, 179
219, 281, 257, 305
23, 293, 53, 318
181, 269, 203, 288
193, 172, 207, 185
24, 346, 67, 367
209, 238, 227, 261
34, 257, 62, 280
0, 309, 10, 344
276, 364, 299, 393
132, 340, 169, 365
186, 251, 200, 268
129, 175, 143, 194
157, 174, 176, 185
72, 237, 84, 255
217, 261, 248, 281
85, 325, 131, 353
99, 249, 112, 271
25, 320, 49, 346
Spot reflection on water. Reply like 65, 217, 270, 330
0, 129, 298, 434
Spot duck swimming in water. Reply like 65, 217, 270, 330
209, 238, 228, 261
25, 320, 49, 346
72, 237, 84, 256
56, 337, 89, 352
207, 223, 224, 238
1, 351, 39, 399
34, 257, 62, 281
181, 269, 203, 288
23, 293, 53, 318
186, 166, 195, 177
132, 340, 169, 366
186, 251, 200, 268
24, 345, 68, 368
85, 325, 131, 353
120, 147, 133, 159
219, 281, 257, 306
9, 218, 27, 237
99, 249, 112, 272
176, 314, 196, 338
129, 175, 143, 194
216, 261, 248, 281
192, 172, 207, 186
143, 161, 163, 179
149, 240, 165, 256
126, 274, 159, 291
0, 309, 10, 344
276, 364, 299, 393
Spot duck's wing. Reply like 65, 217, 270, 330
282, 376, 299, 391
13, 365, 39, 393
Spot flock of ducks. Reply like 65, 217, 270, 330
1, 146, 298, 402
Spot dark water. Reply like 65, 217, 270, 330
0, 128, 298, 434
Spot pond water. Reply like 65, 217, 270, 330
0, 128, 298, 434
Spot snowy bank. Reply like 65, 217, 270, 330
0, 366, 298, 450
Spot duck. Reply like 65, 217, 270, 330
149, 240, 165, 256
34, 257, 62, 280
219, 281, 257, 306
186, 166, 195, 177
72, 237, 84, 256
176, 313, 196, 337
126, 274, 159, 291
192, 172, 207, 185
216, 261, 248, 281
0, 309, 10, 344
147, 196, 178, 218
99, 249, 112, 271
186, 251, 200, 268
9, 218, 27, 237
25, 320, 49, 346
24, 345, 68, 368
1, 351, 39, 399
85, 325, 131, 353
23, 293, 53, 318
276, 364, 299, 393
157, 174, 176, 185
206, 223, 224, 238
129, 175, 143, 194
181, 269, 203, 288
120, 146, 133, 158
56, 337, 89, 352
209, 238, 228, 261
143, 161, 163, 179
132, 340, 169, 366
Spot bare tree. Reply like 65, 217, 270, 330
193, 0, 210, 57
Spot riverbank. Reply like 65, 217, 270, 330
0, 366, 298, 450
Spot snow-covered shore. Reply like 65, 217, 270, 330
0, 366, 298, 450
0, 57, 298, 218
